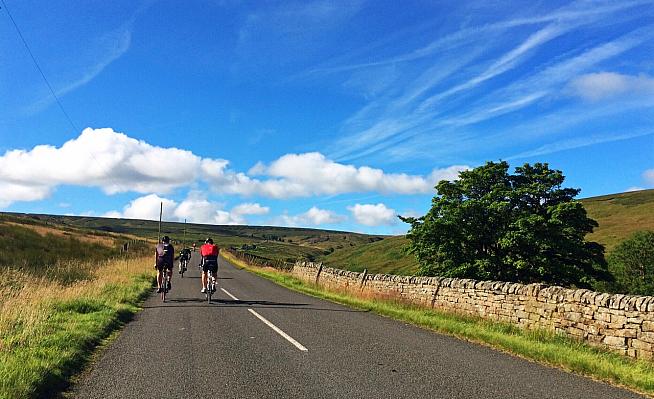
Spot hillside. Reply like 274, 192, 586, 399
1, 213, 383, 263
581, 189, 654, 252
318, 235, 419, 275
319, 189, 654, 275
3, 189, 652, 276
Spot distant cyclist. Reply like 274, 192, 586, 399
200, 237, 219, 293
154, 236, 175, 293
178, 247, 191, 274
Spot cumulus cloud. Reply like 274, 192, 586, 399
277, 206, 346, 227
0, 127, 468, 207
236, 152, 469, 198
348, 203, 397, 226
106, 192, 268, 225
232, 202, 270, 216
568, 72, 654, 101
120, 194, 178, 221
0, 128, 202, 207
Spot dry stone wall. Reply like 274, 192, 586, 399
292, 261, 654, 360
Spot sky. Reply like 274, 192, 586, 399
0, 0, 653, 235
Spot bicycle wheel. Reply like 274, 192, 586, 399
207, 272, 212, 303
180, 261, 184, 278
161, 271, 167, 302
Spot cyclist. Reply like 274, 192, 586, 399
178, 247, 191, 274
154, 236, 175, 293
200, 237, 219, 293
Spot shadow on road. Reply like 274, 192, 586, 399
142, 297, 367, 313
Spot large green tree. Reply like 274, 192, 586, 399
400, 161, 608, 287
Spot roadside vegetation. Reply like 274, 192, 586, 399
0, 217, 154, 399
222, 251, 654, 396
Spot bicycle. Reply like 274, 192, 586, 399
206, 269, 216, 303
178, 257, 188, 278
161, 268, 170, 302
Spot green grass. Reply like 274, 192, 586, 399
0, 272, 153, 399
319, 235, 419, 275
318, 189, 654, 276
224, 254, 654, 396
582, 189, 654, 252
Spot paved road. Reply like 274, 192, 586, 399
73, 253, 645, 399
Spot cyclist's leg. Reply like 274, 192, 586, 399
166, 265, 173, 288
201, 270, 208, 290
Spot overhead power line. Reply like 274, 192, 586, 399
0, 0, 78, 132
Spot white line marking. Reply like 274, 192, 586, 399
220, 288, 308, 351
221, 288, 239, 301
248, 308, 308, 352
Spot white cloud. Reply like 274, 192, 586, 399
348, 203, 397, 226
428, 165, 469, 185
121, 194, 178, 221
105, 192, 269, 226
243, 152, 468, 198
626, 186, 645, 192
0, 128, 202, 207
232, 202, 270, 216
568, 72, 654, 101
277, 206, 346, 227
0, 127, 466, 207
644, 169, 654, 186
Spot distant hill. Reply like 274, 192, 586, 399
0, 213, 383, 264
319, 189, 654, 275
3, 189, 652, 275
581, 189, 654, 252
318, 235, 419, 275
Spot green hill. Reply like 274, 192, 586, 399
319, 189, 654, 276
318, 235, 419, 275
581, 189, 654, 252
3, 188, 652, 276
0, 213, 382, 264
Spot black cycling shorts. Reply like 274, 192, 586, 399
202, 260, 218, 274
156, 261, 173, 271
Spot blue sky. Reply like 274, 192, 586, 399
1, 0, 653, 234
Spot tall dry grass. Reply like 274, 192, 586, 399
0, 256, 155, 398
0, 257, 152, 349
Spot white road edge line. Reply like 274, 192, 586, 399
220, 288, 308, 352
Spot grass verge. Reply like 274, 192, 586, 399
0, 257, 154, 399
221, 251, 654, 397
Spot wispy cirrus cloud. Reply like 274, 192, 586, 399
300, 0, 654, 164
25, 23, 134, 114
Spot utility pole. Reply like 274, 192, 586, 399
183, 218, 187, 249
158, 202, 163, 242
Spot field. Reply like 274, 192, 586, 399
2, 188, 652, 278
582, 189, 654, 252
0, 214, 153, 398
320, 189, 654, 275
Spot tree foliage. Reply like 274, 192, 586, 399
400, 161, 608, 287
607, 231, 654, 295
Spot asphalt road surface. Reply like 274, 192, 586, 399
72, 252, 646, 399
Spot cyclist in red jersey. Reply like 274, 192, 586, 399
200, 238, 219, 293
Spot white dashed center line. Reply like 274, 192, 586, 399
221, 288, 308, 352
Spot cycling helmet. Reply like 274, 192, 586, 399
205, 237, 213, 244
161, 236, 170, 243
